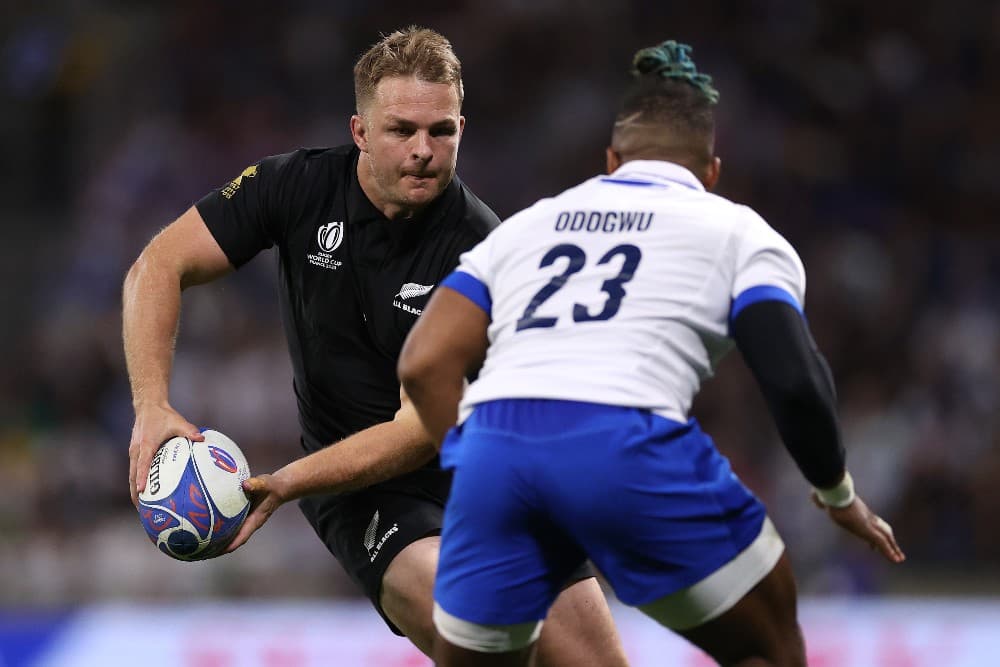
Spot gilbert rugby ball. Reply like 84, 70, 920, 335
137, 429, 251, 561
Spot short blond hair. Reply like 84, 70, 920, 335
354, 26, 464, 115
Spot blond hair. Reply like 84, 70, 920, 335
354, 26, 464, 115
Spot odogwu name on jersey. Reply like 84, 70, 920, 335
451, 160, 806, 423
554, 210, 654, 233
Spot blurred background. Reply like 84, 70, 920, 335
2, 1, 998, 665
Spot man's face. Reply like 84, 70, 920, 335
352, 76, 465, 217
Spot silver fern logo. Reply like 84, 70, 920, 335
393, 282, 435, 316
363, 510, 380, 554
317, 221, 344, 253
396, 282, 435, 300
363, 509, 399, 563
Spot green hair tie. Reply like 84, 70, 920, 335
631, 40, 720, 105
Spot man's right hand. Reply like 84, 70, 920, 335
224, 473, 292, 553
129, 403, 204, 508
812, 493, 906, 564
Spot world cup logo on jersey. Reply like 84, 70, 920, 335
317, 221, 344, 253
308, 221, 345, 271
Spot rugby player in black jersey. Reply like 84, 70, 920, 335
123, 26, 627, 665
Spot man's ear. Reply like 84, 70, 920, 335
350, 115, 368, 152
703, 156, 721, 191
606, 146, 622, 174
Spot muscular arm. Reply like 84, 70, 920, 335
226, 387, 438, 552
227, 288, 488, 554
271, 388, 437, 499
731, 299, 845, 489
733, 299, 905, 564
259, 285, 489, 499
398, 286, 490, 445
123, 206, 233, 504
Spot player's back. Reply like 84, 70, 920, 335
456, 160, 804, 422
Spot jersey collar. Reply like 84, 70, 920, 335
604, 160, 705, 191
346, 147, 460, 243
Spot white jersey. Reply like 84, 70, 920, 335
447, 160, 806, 422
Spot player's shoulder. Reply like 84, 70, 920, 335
494, 191, 563, 236
719, 197, 771, 230
250, 144, 357, 185
725, 200, 795, 249
680, 186, 759, 223
261, 144, 355, 180
519, 176, 605, 220
481, 177, 603, 246
684, 188, 784, 242
452, 176, 502, 242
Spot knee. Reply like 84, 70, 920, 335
380, 585, 438, 655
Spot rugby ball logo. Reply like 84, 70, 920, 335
317, 221, 344, 253
209, 445, 238, 473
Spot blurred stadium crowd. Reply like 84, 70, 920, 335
1, 1, 998, 605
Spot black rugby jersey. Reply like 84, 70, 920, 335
196, 144, 499, 455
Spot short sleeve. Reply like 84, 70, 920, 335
195, 152, 295, 268
730, 209, 806, 321
440, 236, 495, 316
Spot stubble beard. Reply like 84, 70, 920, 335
389, 169, 451, 216
364, 150, 456, 218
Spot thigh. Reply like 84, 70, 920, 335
380, 535, 441, 656
297, 467, 452, 635
537, 577, 628, 667
674, 552, 806, 666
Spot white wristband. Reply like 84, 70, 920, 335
814, 471, 855, 508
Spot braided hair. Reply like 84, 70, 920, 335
631, 40, 719, 104
611, 40, 718, 170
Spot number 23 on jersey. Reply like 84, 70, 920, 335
515, 243, 642, 331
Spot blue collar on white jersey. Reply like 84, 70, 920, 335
600, 160, 705, 191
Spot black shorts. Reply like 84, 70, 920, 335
298, 466, 597, 635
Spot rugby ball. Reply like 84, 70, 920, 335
137, 429, 251, 561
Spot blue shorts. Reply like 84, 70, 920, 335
434, 399, 766, 626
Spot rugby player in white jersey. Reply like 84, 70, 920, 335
398, 40, 905, 666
